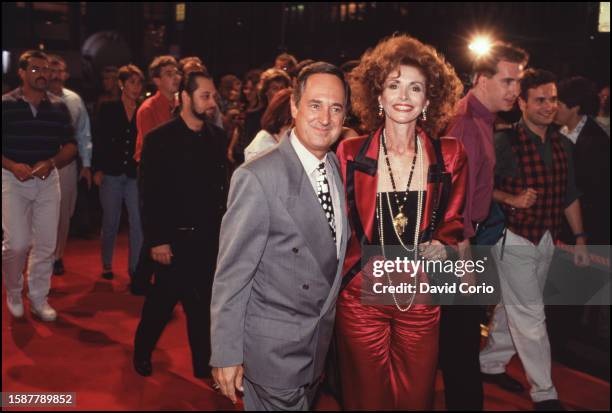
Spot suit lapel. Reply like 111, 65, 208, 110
278, 138, 337, 281
420, 129, 436, 234
349, 128, 381, 245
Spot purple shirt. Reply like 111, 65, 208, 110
446, 91, 496, 238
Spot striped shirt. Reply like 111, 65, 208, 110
2, 88, 76, 166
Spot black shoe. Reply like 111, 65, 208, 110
53, 259, 65, 276
534, 399, 564, 411
133, 356, 152, 377
102, 270, 114, 280
481, 372, 525, 393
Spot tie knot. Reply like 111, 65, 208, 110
317, 162, 326, 174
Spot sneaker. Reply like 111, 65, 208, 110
7, 295, 24, 318
53, 259, 65, 276
31, 301, 57, 322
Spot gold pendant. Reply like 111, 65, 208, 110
393, 212, 408, 237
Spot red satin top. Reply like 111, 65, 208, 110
336, 126, 468, 283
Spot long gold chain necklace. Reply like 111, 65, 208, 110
376, 130, 424, 312
381, 129, 418, 237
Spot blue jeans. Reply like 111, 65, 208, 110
99, 174, 143, 274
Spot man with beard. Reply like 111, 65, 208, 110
133, 71, 228, 378
130, 55, 181, 293
481, 69, 589, 411
2, 50, 76, 321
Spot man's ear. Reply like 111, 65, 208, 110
152, 77, 161, 89
181, 90, 189, 106
518, 96, 527, 112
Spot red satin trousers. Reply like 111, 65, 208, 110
335, 273, 440, 410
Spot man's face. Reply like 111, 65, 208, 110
554, 101, 577, 127
291, 73, 346, 158
121, 74, 143, 101
379, 64, 429, 125
275, 57, 291, 72
482, 60, 523, 112
229, 80, 242, 102
19, 57, 49, 92
519, 83, 558, 129
154, 64, 181, 95
48, 61, 68, 93
186, 77, 218, 121
102, 73, 118, 92
599, 86, 609, 108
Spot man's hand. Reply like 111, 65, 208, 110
574, 240, 590, 267
508, 188, 537, 209
11, 163, 34, 181
94, 171, 104, 187
80, 167, 92, 189
31, 159, 54, 180
151, 244, 173, 265
212, 365, 244, 404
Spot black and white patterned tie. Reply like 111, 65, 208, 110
316, 162, 336, 243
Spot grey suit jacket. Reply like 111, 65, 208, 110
210, 136, 349, 389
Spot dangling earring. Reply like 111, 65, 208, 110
378, 103, 384, 117
421, 106, 428, 121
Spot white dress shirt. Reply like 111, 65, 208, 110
559, 115, 587, 144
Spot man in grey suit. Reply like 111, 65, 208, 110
210, 62, 350, 411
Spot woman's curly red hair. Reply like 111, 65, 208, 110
350, 34, 463, 137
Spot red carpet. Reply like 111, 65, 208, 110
2, 233, 610, 410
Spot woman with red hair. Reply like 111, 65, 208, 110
335, 34, 467, 409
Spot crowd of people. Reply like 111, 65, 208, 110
2, 33, 610, 411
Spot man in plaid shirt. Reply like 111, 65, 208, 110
481, 69, 590, 411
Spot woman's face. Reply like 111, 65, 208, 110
265, 80, 287, 105
120, 74, 143, 101
379, 64, 429, 126
243, 80, 257, 104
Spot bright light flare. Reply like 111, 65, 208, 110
469, 36, 493, 57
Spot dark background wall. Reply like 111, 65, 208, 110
2, 2, 610, 92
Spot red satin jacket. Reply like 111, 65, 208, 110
336, 127, 468, 287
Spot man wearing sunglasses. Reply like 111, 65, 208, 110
2, 50, 77, 322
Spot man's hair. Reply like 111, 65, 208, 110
519, 68, 557, 100
293, 61, 350, 111
472, 42, 529, 79
257, 68, 291, 107
118, 64, 145, 83
275, 53, 298, 70
178, 70, 213, 104
558, 76, 599, 116
178, 56, 208, 74
18, 50, 48, 71
47, 54, 67, 69
148, 55, 178, 79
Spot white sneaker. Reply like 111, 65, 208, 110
31, 301, 57, 322
6, 296, 24, 318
